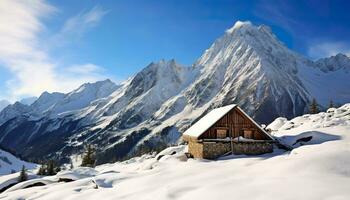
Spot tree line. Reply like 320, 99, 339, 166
309, 98, 336, 114
17, 144, 97, 184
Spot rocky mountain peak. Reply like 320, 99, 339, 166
0, 102, 31, 125
0, 21, 349, 165
225, 21, 253, 34
315, 53, 350, 72
0, 100, 10, 112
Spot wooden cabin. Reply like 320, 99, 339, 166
182, 104, 275, 159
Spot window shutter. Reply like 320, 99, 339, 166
216, 129, 227, 139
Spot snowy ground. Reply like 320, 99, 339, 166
1, 104, 350, 200
0, 150, 37, 176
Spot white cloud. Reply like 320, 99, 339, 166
55, 64, 109, 94
0, 0, 110, 101
66, 63, 105, 75
308, 41, 350, 59
60, 5, 107, 37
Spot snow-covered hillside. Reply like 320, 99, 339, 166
1, 104, 350, 200
0, 21, 350, 165
0, 149, 37, 176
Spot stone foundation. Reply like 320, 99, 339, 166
188, 141, 204, 158
188, 141, 273, 159
232, 141, 273, 155
202, 142, 231, 159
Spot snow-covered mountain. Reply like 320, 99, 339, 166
0, 149, 37, 176
0, 21, 349, 165
315, 53, 350, 72
0, 79, 118, 125
1, 103, 350, 199
19, 97, 38, 105
0, 79, 119, 160
0, 100, 10, 112
0, 102, 32, 126
0, 97, 37, 113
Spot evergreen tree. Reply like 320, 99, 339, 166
37, 160, 60, 176
328, 100, 334, 109
18, 165, 28, 182
309, 98, 319, 114
37, 164, 46, 175
55, 166, 61, 174
46, 160, 56, 175
81, 144, 96, 167
70, 161, 74, 170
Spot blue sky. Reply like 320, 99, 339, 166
0, 0, 350, 101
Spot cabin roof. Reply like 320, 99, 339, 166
183, 104, 275, 140
183, 104, 236, 138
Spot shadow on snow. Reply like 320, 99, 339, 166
217, 131, 341, 161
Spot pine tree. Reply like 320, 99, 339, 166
328, 100, 334, 109
55, 166, 61, 173
47, 160, 56, 175
81, 144, 96, 167
309, 98, 319, 114
18, 165, 28, 182
70, 161, 74, 170
37, 160, 60, 176
37, 165, 46, 175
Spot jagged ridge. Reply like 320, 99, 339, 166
0, 21, 349, 164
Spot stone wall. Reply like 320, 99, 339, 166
188, 141, 204, 158
202, 142, 231, 159
188, 141, 273, 159
232, 141, 273, 155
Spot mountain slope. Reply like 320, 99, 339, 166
19, 97, 38, 105
0, 149, 37, 175
302, 53, 350, 105
0, 102, 32, 126
1, 103, 350, 200
180, 22, 311, 122
0, 80, 119, 161
0, 21, 349, 165
71, 21, 350, 163
0, 100, 10, 112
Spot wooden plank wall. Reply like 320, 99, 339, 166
199, 107, 269, 140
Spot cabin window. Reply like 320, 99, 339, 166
243, 130, 254, 139
216, 129, 227, 139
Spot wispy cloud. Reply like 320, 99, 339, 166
57, 6, 108, 43
0, 0, 110, 101
0, 0, 56, 100
66, 63, 105, 75
254, 1, 301, 33
63, 6, 107, 31
308, 41, 350, 59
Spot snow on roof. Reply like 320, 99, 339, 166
183, 104, 236, 138
183, 104, 275, 140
